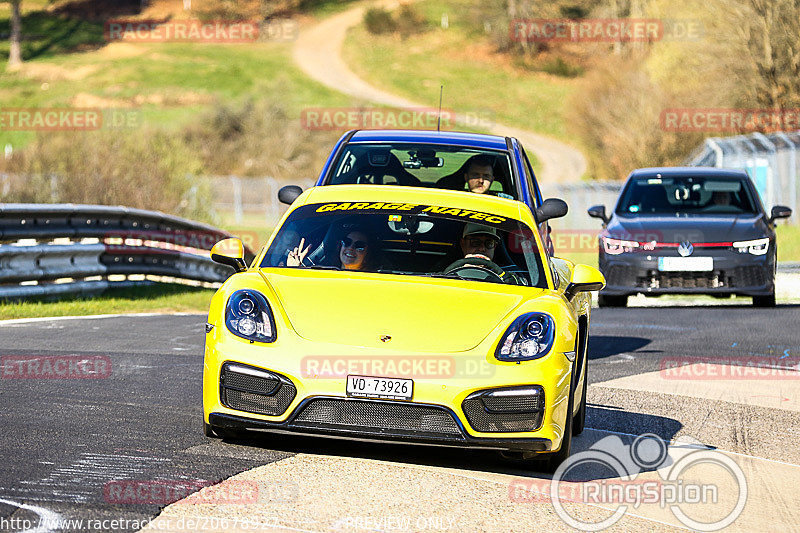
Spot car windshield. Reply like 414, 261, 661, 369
260, 202, 546, 288
616, 175, 757, 215
327, 143, 517, 200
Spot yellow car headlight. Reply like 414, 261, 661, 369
225, 290, 276, 343
496, 312, 555, 362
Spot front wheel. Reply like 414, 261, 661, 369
598, 294, 627, 307
753, 291, 776, 307
572, 361, 587, 436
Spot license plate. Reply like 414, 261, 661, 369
657, 256, 714, 272
346, 375, 413, 401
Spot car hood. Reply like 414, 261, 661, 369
259, 269, 540, 352
608, 214, 768, 243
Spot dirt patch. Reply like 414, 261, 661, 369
96, 42, 147, 59
71, 93, 131, 108
20, 63, 99, 81
71, 91, 212, 108
132, 92, 213, 106
141, 0, 192, 19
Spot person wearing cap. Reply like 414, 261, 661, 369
461, 222, 500, 261
455, 223, 523, 285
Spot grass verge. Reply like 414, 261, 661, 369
0, 283, 214, 320
0, 18, 354, 149
341, 0, 577, 141
777, 223, 800, 263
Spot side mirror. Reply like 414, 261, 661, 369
535, 198, 568, 223
587, 205, 608, 224
278, 185, 303, 205
770, 205, 792, 223
564, 264, 605, 301
211, 238, 247, 273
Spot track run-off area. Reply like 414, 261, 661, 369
0, 307, 798, 532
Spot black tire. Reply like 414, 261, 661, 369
598, 294, 627, 307
572, 359, 587, 436
753, 292, 776, 307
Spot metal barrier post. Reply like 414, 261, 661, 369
774, 132, 798, 223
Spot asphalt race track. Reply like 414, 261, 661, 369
1, 308, 799, 532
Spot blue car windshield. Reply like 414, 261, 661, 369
616, 176, 758, 215
260, 202, 546, 288
327, 143, 517, 200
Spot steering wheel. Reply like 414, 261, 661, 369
443, 256, 507, 283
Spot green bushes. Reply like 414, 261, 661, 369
364, 4, 426, 37
2, 97, 339, 222
3, 127, 213, 221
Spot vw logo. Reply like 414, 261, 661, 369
677, 241, 694, 257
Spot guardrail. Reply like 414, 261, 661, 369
0, 203, 253, 299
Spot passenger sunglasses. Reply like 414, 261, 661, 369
341, 237, 368, 252
467, 237, 497, 249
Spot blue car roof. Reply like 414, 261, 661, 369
628, 167, 749, 179
348, 130, 509, 150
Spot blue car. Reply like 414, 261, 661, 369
278, 130, 568, 248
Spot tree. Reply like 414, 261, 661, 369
7, 0, 22, 69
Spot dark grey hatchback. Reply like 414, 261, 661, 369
588, 167, 792, 307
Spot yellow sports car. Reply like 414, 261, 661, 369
203, 185, 604, 471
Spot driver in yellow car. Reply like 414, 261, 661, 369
461, 223, 500, 261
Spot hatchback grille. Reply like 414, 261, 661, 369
290, 399, 464, 440
730, 266, 767, 287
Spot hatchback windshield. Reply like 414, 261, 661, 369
261, 202, 546, 288
328, 143, 517, 200
616, 175, 757, 215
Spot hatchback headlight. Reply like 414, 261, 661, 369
732, 238, 769, 256
601, 236, 639, 255
496, 312, 555, 362
225, 290, 276, 343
